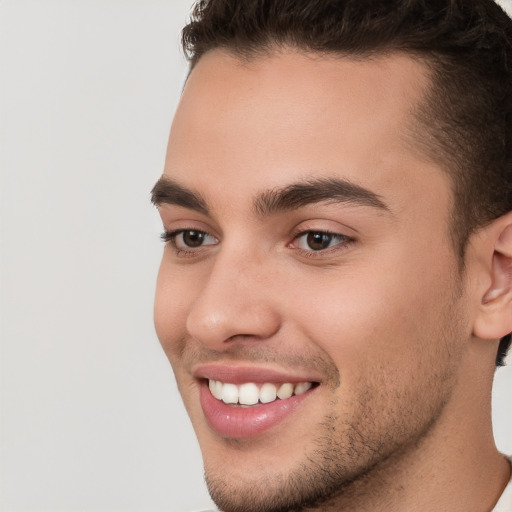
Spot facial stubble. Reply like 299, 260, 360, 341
200, 294, 467, 512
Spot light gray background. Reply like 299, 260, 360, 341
1, 1, 511, 511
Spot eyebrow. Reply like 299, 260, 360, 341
151, 176, 209, 214
253, 177, 389, 216
150, 175, 389, 216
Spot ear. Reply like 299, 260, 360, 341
473, 212, 512, 340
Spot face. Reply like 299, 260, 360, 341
154, 50, 475, 511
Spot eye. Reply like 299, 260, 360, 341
292, 231, 353, 252
162, 229, 218, 251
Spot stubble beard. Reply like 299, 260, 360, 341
192, 276, 467, 512
202, 322, 465, 512
203, 371, 458, 512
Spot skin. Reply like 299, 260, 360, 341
154, 50, 512, 511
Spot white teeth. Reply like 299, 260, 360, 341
277, 382, 294, 399
212, 380, 223, 400
208, 380, 314, 405
294, 382, 312, 395
209, 379, 223, 400
259, 383, 277, 404
221, 383, 238, 404
239, 383, 259, 405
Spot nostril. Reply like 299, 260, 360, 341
225, 333, 264, 342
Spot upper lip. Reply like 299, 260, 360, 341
193, 363, 322, 385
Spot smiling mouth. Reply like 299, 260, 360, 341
197, 371, 321, 437
208, 379, 318, 406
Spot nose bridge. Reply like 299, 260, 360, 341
185, 244, 280, 347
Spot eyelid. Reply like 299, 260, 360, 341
290, 229, 354, 246
288, 224, 356, 258
289, 217, 358, 236
161, 228, 219, 257
159, 216, 220, 242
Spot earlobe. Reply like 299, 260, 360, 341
473, 217, 512, 340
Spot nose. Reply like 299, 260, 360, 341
185, 249, 281, 348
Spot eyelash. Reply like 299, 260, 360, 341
161, 229, 217, 257
289, 229, 355, 258
160, 228, 355, 258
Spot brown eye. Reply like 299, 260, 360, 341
182, 230, 206, 247
162, 229, 218, 252
306, 232, 335, 251
293, 230, 353, 252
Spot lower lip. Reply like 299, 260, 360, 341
199, 381, 315, 439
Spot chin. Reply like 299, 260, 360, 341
201, 440, 366, 512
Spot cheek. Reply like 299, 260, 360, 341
286, 250, 462, 383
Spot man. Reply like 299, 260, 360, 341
151, 1, 512, 510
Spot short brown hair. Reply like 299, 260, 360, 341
181, 0, 512, 365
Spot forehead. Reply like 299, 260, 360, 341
164, 49, 449, 217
